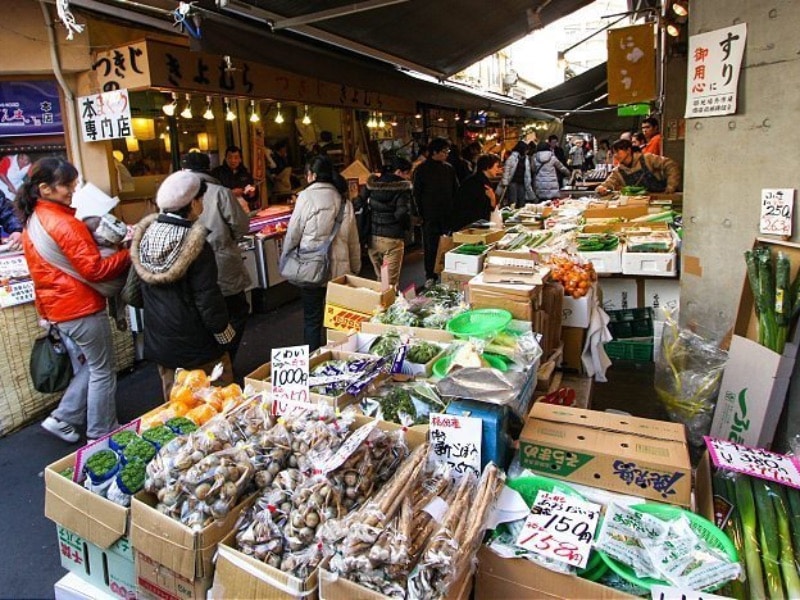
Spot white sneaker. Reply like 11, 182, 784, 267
41, 416, 80, 443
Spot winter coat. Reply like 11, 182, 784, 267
412, 159, 459, 221
132, 213, 234, 369
195, 173, 251, 296
601, 152, 682, 193
533, 150, 570, 200
497, 151, 533, 200
22, 201, 130, 323
0, 194, 22, 233
452, 172, 492, 231
568, 144, 585, 168
210, 163, 259, 208
282, 182, 361, 283
357, 173, 412, 240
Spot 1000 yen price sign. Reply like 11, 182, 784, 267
515, 490, 600, 569
271, 345, 309, 415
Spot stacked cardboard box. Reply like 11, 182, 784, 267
324, 275, 395, 332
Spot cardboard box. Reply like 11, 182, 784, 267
468, 271, 541, 300
561, 326, 586, 372
56, 525, 138, 599
577, 246, 622, 274
45, 453, 129, 550
244, 350, 374, 408
323, 303, 373, 332
318, 564, 472, 600
582, 205, 651, 220
326, 275, 395, 315
642, 277, 680, 315
441, 270, 476, 296
621, 248, 677, 277
212, 530, 316, 600
131, 489, 250, 581
475, 546, 637, 600
470, 290, 533, 322
135, 551, 212, 600
444, 244, 488, 275
562, 291, 592, 329
519, 404, 691, 506
452, 227, 505, 245
534, 282, 564, 358
55, 572, 119, 600
482, 251, 550, 286
582, 222, 670, 235
598, 278, 639, 311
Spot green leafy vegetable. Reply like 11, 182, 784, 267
86, 450, 118, 477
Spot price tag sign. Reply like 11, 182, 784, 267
270, 345, 309, 416
429, 413, 482, 479
515, 490, 601, 569
650, 584, 731, 600
705, 436, 800, 489
759, 188, 794, 236
320, 420, 379, 473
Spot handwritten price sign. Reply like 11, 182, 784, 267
271, 345, 309, 416
705, 436, 800, 489
515, 490, 601, 569
650, 584, 732, 600
759, 188, 794, 236
429, 413, 482, 479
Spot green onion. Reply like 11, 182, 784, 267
752, 477, 785, 599
735, 474, 767, 599
714, 473, 747, 600
785, 486, 800, 567
768, 482, 800, 598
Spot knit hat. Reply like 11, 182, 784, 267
181, 151, 210, 172
156, 171, 202, 212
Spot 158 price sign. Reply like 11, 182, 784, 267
515, 490, 601, 569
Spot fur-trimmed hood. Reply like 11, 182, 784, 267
131, 213, 209, 285
365, 173, 413, 192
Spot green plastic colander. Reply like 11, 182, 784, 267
446, 309, 513, 339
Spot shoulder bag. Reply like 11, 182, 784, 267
280, 198, 346, 288
30, 324, 73, 393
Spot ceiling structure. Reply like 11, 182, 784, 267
60, 0, 600, 119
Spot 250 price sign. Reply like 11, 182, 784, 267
760, 188, 794, 237
271, 345, 310, 416
515, 490, 601, 569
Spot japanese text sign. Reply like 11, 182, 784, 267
759, 188, 794, 237
650, 584, 731, 600
685, 23, 747, 118
607, 23, 656, 105
270, 345, 310, 416
91, 42, 150, 92
78, 89, 132, 143
705, 436, 800, 489
429, 413, 481, 479
515, 490, 601, 569
0, 80, 63, 137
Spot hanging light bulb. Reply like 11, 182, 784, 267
161, 92, 178, 117
454, 112, 461, 122
666, 22, 681, 37
249, 100, 260, 123
390, 115, 398, 127
224, 98, 236, 121
180, 94, 193, 119
367, 112, 377, 128
274, 102, 284, 124
203, 96, 214, 120
672, 0, 688, 16
437, 116, 445, 123
302, 105, 311, 125
377, 113, 385, 128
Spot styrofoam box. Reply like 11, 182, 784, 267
562, 288, 593, 329
444, 245, 487, 275
599, 278, 639, 311
55, 572, 118, 600
622, 248, 677, 277
577, 246, 622, 274
643, 277, 680, 317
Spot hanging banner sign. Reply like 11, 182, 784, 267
685, 23, 747, 118
607, 24, 656, 105
78, 89, 132, 142
0, 80, 64, 137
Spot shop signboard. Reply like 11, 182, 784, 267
78, 89, 133, 143
0, 80, 63, 136
685, 23, 747, 118
607, 24, 656, 105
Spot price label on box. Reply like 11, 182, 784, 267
270, 345, 310, 416
705, 436, 800, 489
650, 584, 731, 600
429, 413, 482, 479
759, 188, 794, 236
515, 490, 601, 569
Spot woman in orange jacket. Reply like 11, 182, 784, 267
17, 157, 130, 443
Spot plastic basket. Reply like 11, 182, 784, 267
604, 338, 654, 362
606, 307, 654, 339
446, 309, 512, 339
432, 352, 507, 378
597, 503, 738, 592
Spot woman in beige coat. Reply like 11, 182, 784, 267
282, 155, 361, 350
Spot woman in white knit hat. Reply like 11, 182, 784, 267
130, 171, 236, 401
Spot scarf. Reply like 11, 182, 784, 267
137, 219, 192, 274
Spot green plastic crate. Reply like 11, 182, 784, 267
606, 307, 654, 339
604, 338, 654, 361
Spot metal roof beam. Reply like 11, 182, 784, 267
270, 0, 410, 31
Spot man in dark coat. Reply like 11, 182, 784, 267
0, 191, 23, 250
548, 135, 568, 188
412, 137, 459, 286
131, 171, 235, 401
451, 154, 503, 232
211, 146, 260, 210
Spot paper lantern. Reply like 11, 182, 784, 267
131, 118, 155, 140
125, 136, 139, 152
197, 132, 209, 151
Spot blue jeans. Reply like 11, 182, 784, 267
52, 311, 119, 438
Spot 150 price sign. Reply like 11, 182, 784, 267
271, 345, 310, 416
515, 490, 601, 569
760, 188, 794, 237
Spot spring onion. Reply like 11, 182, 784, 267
768, 481, 800, 598
734, 474, 767, 600
752, 478, 785, 599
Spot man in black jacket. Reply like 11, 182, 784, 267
451, 154, 502, 232
211, 146, 260, 210
355, 157, 412, 288
413, 137, 459, 286
131, 171, 235, 401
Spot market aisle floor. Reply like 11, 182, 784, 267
0, 248, 662, 599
